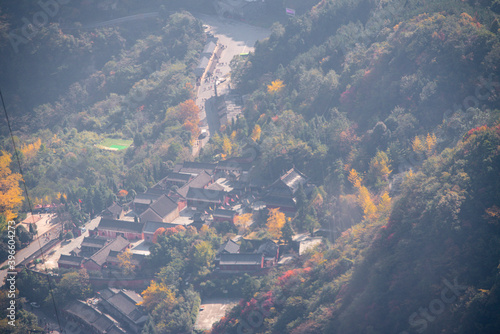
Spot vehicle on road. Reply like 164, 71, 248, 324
198, 130, 208, 139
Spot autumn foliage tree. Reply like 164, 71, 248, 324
139, 281, 176, 313
21, 138, 41, 162
367, 151, 392, 188
348, 168, 362, 189
0, 151, 23, 226
117, 249, 136, 276
235, 213, 253, 233
250, 124, 261, 142
267, 79, 285, 94
377, 192, 392, 222
267, 208, 286, 240
178, 99, 200, 144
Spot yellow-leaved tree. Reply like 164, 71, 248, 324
235, 213, 253, 233
348, 168, 362, 188
425, 133, 437, 154
267, 208, 286, 240
117, 249, 136, 276
222, 134, 232, 158
368, 151, 392, 185
139, 281, 176, 312
358, 186, 377, 221
267, 79, 285, 94
0, 151, 24, 227
251, 124, 261, 142
412, 135, 426, 154
378, 192, 392, 221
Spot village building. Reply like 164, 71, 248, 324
132, 192, 162, 214
97, 218, 144, 240
138, 194, 179, 224
261, 167, 309, 213
154, 172, 193, 190
212, 209, 239, 223
173, 161, 217, 176
80, 236, 109, 255
83, 236, 130, 272
98, 288, 148, 334
58, 254, 84, 270
102, 202, 125, 220
218, 253, 264, 272
63, 300, 126, 334
186, 188, 227, 210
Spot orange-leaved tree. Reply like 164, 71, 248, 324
179, 99, 200, 143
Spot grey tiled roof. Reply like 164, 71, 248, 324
58, 254, 84, 266
150, 195, 178, 217
186, 188, 225, 202
218, 239, 240, 254
88, 236, 129, 266
143, 221, 177, 234
213, 209, 237, 218
219, 253, 263, 266
98, 218, 144, 234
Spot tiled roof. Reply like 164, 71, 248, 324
176, 184, 190, 198
133, 192, 161, 205
175, 161, 217, 175
219, 253, 263, 266
104, 202, 122, 216
187, 188, 225, 202
64, 300, 117, 333
139, 208, 162, 223
213, 209, 237, 218
98, 218, 144, 234
81, 237, 108, 248
165, 172, 192, 183
218, 239, 240, 254
99, 289, 147, 324
188, 171, 213, 188
202, 39, 217, 54
274, 168, 307, 194
143, 221, 177, 234
149, 195, 178, 218
58, 254, 84, 266
196, 56, 210, 70
88, 236, 129, 266
262, 195, 296, 208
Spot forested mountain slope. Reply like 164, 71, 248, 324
206, 0, 500, 333
211, 124, 500, 334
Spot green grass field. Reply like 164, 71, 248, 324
97, 138, 133, 151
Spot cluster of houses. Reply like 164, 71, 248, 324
54, 159, 317, 333
63, 287, 147, 334
58, 159, 313, 274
